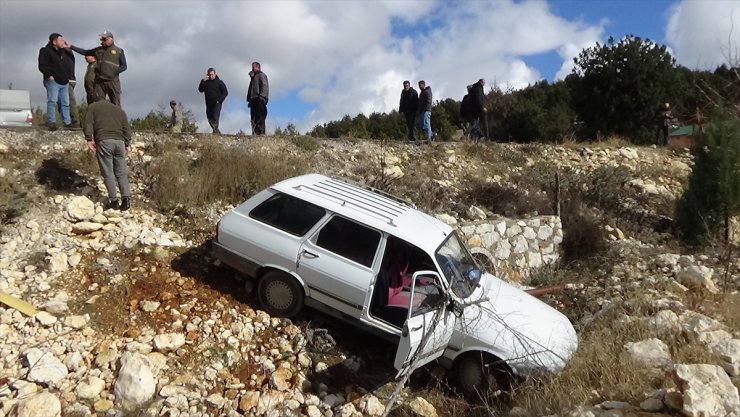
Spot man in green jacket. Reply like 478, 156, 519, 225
84, 97, 132, 211
83, 55, 98, 104
70, 30, 127, 106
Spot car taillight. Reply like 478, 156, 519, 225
26, 112, 33, 124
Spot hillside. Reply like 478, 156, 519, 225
0, 129, 738, 417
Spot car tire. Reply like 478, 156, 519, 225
257, 270, 304, 317
451, 353, 512, 398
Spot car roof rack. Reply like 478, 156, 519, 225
329, 176, 417, 209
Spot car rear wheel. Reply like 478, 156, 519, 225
257, 270, 304, 317
451, 353, 512, 399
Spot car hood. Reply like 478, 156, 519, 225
450, 273, 578, 375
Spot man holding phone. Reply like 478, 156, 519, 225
198, 68, 228, 134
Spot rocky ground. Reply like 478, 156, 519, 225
0, 129, 738, 417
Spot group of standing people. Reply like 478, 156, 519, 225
460, 79, 489, 141
399, 80, 434, 142
38, 31, 132, 211
195, 62, 269, 135
399, 78, 489, 142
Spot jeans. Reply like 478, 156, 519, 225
404, 112, 416, 140
206, 101, 222, 132
44, 79, 71, 125
417, 111, 432, 140
95, 139, 130, 200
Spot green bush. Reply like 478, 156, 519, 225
675, 108, 740, 246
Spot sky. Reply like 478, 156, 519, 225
0, 0, 738, 135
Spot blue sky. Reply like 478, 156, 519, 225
0, 0, 737, 134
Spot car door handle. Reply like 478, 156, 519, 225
302, 250, 319, 259
411, 325, 422, 332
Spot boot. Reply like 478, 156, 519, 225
105, 198, 120, 210
120, 197, 130, 211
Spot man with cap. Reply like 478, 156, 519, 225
38, 33, 73, 130
170, 100, 183, 133
69, 30, 127, 106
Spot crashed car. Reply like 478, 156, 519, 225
213, 174, 577, 393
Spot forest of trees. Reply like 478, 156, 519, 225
308, 36, 740, 145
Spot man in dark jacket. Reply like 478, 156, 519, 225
38, 33, 73, 130
471, 78, 488, 140
460, 85, 483, 140
399, 80, 418, 142
417, 80, 433, 141
198, 67, 228, 134
84, 96, 132, 211
69, 31, 127, 106
247, 62, 269, 135
83, 55, 98, 104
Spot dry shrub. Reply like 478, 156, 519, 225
560, 196, 607, 262
290, 135, 321, 152
460, 177, 551, 217
147, 142, 310, 211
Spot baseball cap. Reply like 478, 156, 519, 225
100, 30, 113, 39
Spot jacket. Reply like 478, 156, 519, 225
247, 71, 269, 103
399, 88, 418, 115
84, 62, 97, 94
38, 43, 72, 84
471, 82, 486, 113
70, 44, 127, 81
198, 76, 228, 106
460, 93, 474, 120
418, 86, 433, 113
84, 100, 132, 146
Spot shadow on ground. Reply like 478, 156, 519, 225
36, 157, 97, 196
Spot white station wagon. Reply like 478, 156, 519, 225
214, 174, 578, 394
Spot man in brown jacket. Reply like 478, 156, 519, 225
84, 97, 131, 210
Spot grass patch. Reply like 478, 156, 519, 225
510, 313, 665, 415
146, 141, 311, 211
290, 135, 321, 152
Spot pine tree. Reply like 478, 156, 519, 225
675, 107, 740, 246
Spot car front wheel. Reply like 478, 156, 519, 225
257, 270, 305, 317
451, 353, 512, 399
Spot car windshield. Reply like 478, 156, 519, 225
435, 232, 482, 299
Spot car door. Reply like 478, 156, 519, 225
297, 215, 381, 317
393, 271, 456, 378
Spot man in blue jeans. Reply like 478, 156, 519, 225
417, 80, 433, 141
38, 33, 73, 131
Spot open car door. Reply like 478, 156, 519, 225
393, 271, 456, 378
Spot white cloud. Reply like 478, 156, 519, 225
0, 0, 606, 135
666, 0, 740, 69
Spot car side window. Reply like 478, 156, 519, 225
249, 193, 326, 236
315, 216, 380, 268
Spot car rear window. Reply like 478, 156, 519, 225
249, 193, 326, 236
316, 216, 380, 268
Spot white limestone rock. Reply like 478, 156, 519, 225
408, 396, 438, 417
75, 376, 106, 399
72, 221, 104, 235
25, 348, 68, 386
710, 339, 740, 376
153, 333, 186, 352
34, 312, 57, 326
14, 392, 61, 417
677, 265, 719, 293
672, 364, 740, 417
623, 338, 672, 367
114, 352, 156, 410
66, 196, 95, 221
